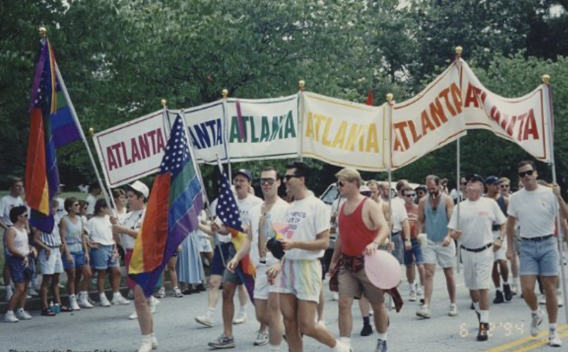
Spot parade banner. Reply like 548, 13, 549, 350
94, 110, 170, 187
225, 95, 299, 161
461, 60, 552, 162
391, 63, 466, 169
182, 100, 228, 164
301, 92, 388, 171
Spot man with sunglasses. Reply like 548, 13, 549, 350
269, 161, 352, 352
498, 177, 519, 294
450, 177, 468, 204
448, 175, 507, 341
402, 186, 425, 303
506, 160, 568, 347
417, 175, 458, 319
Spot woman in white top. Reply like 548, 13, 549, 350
4, 206, 36, 323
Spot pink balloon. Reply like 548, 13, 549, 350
364, 250, 401, 289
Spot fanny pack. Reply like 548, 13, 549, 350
342, 253, 365, 273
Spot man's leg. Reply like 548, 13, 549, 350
97, 269, 106, 293
208, 275, 222, 308
280, 293, 302, 352
110, 266, 121, 293
222, 281, 238, 338
542, 276, 558, 324
317, 289, 324, 323
134, 285, 155, 351
443, 267, 457, 304
338, 296, 355, 338
520, 275, 538, 310
423, 264, 436, 307
371, 301, 388, 334
40, 274, 53, 309
297, 299, 337, 347
267, 292, 283, 348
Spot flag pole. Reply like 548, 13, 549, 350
386, 92, 394, 312
543, 74, 568, 322
298, 80, 305, 162
222, 89, 233, 184
455, 46, 463, 274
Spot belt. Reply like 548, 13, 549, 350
259, 258, 267, 264
391, 231, 401, 237
521, 235, 553, 242
461, 243, 492, 253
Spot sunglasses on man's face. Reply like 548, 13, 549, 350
284, 175, 299, 181
337, 181, 345, 187
405, 193, 416, 198
260, 178, 276, 185
461, 182, 468, 185
518, 170, 535, 178
500, 184, 510, 189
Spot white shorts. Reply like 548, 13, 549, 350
274, 259, 322, 303
253, 263, 279, 300
492, 231, 508, 261
422, 240, 456, 268
38, 247, 64, 275
198, 233, 213, 253
461, 246, 493, 290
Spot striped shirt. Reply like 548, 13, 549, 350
38, 225, 62, 247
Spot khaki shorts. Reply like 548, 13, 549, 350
338, 266, 385, 305
422, 240, 455, 268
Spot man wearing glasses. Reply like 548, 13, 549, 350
506, 160, 568, 347
450, 177, 468, 204
402, 186, 425, 303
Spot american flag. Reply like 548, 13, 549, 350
216, 173, 244, 233
160, 116, 190, 176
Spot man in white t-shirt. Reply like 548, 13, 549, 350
505, 160, 568, 347
268, 162, 351, 352
85, 182, 102, 218
0, 177, 25, 300
448, 175, 507, 342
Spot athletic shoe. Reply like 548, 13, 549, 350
151, 335, 158, 350
511, 284, 518, 296
253, 330, 269, 346
195, 314, 214, 327
233, 311, 246, 324
374, 339, 387, 352
127, 290, 135, 299
137, 341, 152, 352
208, 334, 235, 349
70, 295, 81, 311
361, 323, 373, 336
173, 287, 184, 298
549, 329, 562, 347
112, 293, 131, 305
477, 322, 489, 341
409, 290, 417, 302
4, 311, 18, 323
149, 296, 159, 314
417, 286, 424, 297
78, 292, 94, 308
530, 309, 543, 337
503, 284, 513, 301
16, 309, 32, 320
416, 306, 431, 318
558, 295, 564, 308
27, 287, 39, 297
331, 292, 339, 301
448, 304, 458, 317
493, 290, 504, 304
129, 311, 138, 320
99, 294, 111, 307
155, 287, 166, 298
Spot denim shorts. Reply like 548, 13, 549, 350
8, 256, 34, 284
90, 245, 119, 270
404, 239, 425, 267
391, 232, 404, 265
62, 251, 88, 270
519, 236, 559, 277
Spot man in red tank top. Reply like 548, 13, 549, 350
329, 168, 390, 352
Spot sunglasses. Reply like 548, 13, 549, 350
500, 184, 510, 188
461, 182, 468, 185
405, 193, 416, 198
284, 174, 299, 181
337, 181, 345, 187
518, 170, 535, 178
260, 178, 276, 185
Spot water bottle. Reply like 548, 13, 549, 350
54, 303, 60, 314
49, 301, 55, 314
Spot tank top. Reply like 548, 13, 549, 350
338, 198, 379, 256
424, 194, 449, 243
10, 227, 30, 256
64, 216, 84, 253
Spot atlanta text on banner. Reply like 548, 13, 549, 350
183, 100, 228, 164
94, 110, 170, 188
392, 62, 466, 169
301, 92, 388, 171
460, 60, 552, 162
226, 94, 299, 161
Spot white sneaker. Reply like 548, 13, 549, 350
16, 309, 32, 320
549, 329, 562, 347
335, 340, 352, 352
233, 311, 247, 324
151, 336, 158, 349
409, 290, 417, 302
112, 293, 130, 305
530, 309, 544, 337
4, 311, 18, 323
173, 287, 183, 298
149, 296, 159, 314
70, 295, 81, 311
155, 287, 166, 298
254, 330, 269, 346
195, 314, 214, 327
448, 304, 458, 317
27, 287, 39, 297
129, 311, 138, 320
416, 305, 431, 318
331, 292, 339, 301
558, 295, 564, 308
417, 286, 424, 297
137, 340, 152, 352
78, 292, 94, 308
127, 290, 134, 299
99, 293, 111, 307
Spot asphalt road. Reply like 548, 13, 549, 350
1, 264, 567, 352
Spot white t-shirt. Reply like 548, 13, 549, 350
508, 186, 558, 239
86, 215, 115, 246
282, 195, 330, 260
448, 197, 507, 249
249, 198, 290, 266
391, 199, 409, 233
120, 209, 145, 250
0, 195, 25, 227
85, 194, 98, 216
210, 195, 263, 244
56, 197, 67, 217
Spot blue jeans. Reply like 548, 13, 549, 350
519, 236, 558, 276
404, 239, 424, 267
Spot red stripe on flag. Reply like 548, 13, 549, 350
141, 173, 171, 271
366, 89, 374, 106
25, 108, 48, 211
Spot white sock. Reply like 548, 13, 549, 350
268, 344, 281, 352
550, 323, 557, 331
207, 307, 215, 315
239, 306, 246, 315
473, 302, 480, 313
409, 282, 415, 291
532, 309, 540, 315
332, 339, 346, 351
113, 291, 121, 297
479, 310, 489, 323
339, 337, 351, 345
377, 332, 388, 340
503, 279, 509, 285
142, 334, 152, 343
17, 308, 24, 313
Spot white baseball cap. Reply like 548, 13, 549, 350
129, 180, 149, 198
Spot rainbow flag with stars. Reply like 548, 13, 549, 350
129, 114, 204, 297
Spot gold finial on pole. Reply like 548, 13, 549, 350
455, 46, 463, 57
39, 26, 47, 39
542, 74, 551, 85
299, 80, 305, 91
222, 89, 229, 99
386, 93, 394, 106
161, 99, 167, 108
88, 127, 95, 136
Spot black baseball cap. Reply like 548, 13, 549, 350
233, 169, 252, 182
486, 176, 499, 185
468, 174, 486, 186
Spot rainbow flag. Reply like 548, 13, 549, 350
216, 169, 256, 302
129, 114, 204, 297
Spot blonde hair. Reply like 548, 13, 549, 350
499, 177, 510, 185
335, 168, 362, 187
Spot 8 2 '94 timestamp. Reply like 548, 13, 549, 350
459, 322, 525, 337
